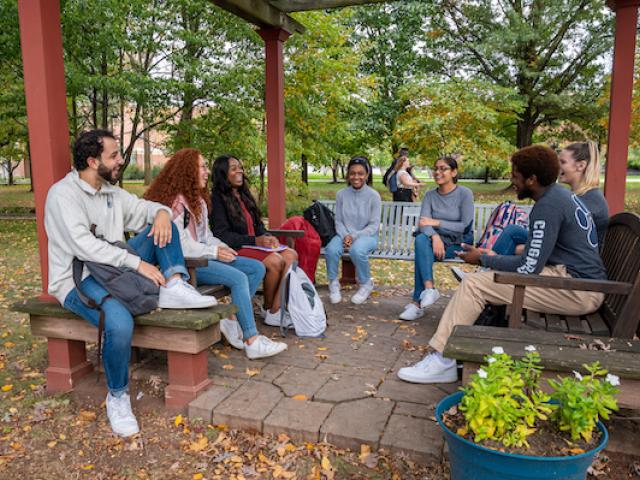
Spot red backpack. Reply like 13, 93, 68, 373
476, 201, 529, 250
277, 216, 322, 283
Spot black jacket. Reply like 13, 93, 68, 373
209, 189, 266, 249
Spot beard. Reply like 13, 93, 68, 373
516, 185, 533, 200
98, 162, 120, 185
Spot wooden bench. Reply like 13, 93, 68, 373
13, 298, 237, 410
445, 325, 640, 409
444, 212, 640, 408
318, 200, 531, 283
496, 212, 640, 337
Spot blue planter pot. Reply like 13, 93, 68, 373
436, 391, 608, 480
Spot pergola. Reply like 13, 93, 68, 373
16, 0, 639, 296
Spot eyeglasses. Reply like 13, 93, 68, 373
432, 166, 451, 173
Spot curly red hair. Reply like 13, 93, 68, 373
144, 148, 211, 222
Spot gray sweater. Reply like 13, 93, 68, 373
482, 184, 605, 280
335, 185, 381, 240
580, 188, 609, 249
419, 186, 474, 236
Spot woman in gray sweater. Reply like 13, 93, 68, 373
326, 156, 381, 305
400, 156, 474, 321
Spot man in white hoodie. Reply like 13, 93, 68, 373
45, 129, 217, 437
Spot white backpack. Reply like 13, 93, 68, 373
278, 263, 327, 337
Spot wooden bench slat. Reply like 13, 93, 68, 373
585, 312, 610, 336
565, 315, 588, 334
449, 325, 640, 353
545, 314, 567, 333
444, 334, 640, 380
525, 310, 546, 330
13, 299, 237, 331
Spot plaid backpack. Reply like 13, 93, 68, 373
476, 201, 529, 250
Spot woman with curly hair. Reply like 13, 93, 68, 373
210, 155, 298, 327
145, 149, 287, 359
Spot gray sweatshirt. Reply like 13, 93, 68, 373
580, 188, 609, 249
482, 184, 605, 280
335, 185, 381, 240
419, 186, 474, 236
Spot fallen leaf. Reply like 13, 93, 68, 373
81, 465, 93, 471
3, 342, 15, 348
193, 474, 203, 480
1, 384, 13, 392
47, 441, 57, 448
292, 394, 308, 401
222, 364, 234, 370
174, 414, 183, 427
79, 410, 96, 422
245, 368, 260, 377
189, 435, 208, 452
317, 347, 328, 351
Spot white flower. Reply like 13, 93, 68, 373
524, 345, 537, 352
487, 357, 497, 364
491, 346, 504, 355
605, 374, 620, 386
477, 368, 488, 379
573, 370, 583, 381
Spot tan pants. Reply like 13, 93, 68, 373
429, 265, 605, 352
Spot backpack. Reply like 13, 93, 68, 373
387, 172, 398, 193
72, 226, 160, 378
276, 216, 322, 283
476, 201, 529, 250
303, 201, 337, 247
278, 262, 327, 337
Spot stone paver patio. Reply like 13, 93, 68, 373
176, 285, 460, 463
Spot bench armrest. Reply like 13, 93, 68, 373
493, 272, 632, 295
184, 257, 208, 269
493, 271, 632, 329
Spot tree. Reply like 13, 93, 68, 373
394, 79, 521, 180
348, 1, 437, 153
431, 0, 613, 148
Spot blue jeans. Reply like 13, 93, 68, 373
63, 223, 188, 394
195, 257, 265, 340
412, 233, 461, 302
325, 234, 378, 284
492, 224, 529, 255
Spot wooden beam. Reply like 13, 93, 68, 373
269, 0, 389, 11
210, 0, 305, 33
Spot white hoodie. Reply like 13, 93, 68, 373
45, 170, 171, 304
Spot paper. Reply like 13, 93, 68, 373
241, 244, 287, 253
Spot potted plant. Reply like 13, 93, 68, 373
436, 346, 620, 480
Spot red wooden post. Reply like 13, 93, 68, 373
258, 28, 290, 229
18, 0, 71, 296
164, 350, 213, 409
45, 338, 93, 393
605, 0, 639, 214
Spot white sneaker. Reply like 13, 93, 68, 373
351, 280, 374, 304
397, 353, 458, 384
399, 303, 424, 321
419, 288, 440, 309
244, 335, 287, 360
159, 280, 217, 309
264, 309, 293, 328
328, 280, 342, 304
106, 392, 139, 437
220, 318, 244, 349
450, 266, 466, 283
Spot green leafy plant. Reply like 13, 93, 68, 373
459, 346, 620, 449
548, 362, 619, 442
460, 346, 554, 448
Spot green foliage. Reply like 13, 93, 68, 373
548, 362, 619, 442
461, 348, 620, 450
460, 348, 554, 448
394, 80, 521, 175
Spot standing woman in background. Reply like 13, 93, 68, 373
209, 154, 298, 327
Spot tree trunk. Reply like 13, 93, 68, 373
484, 166, 490, 184
26, 142, 33, 192
330, 159, 338, 183
516, 107, 536, 148
301, 154, 308, 184
143, 121, 152, 185
91, 88, 98, 129
7, 163, 14, 186
101, 53, 108, 129
259, 159, 266, 204
71, 94, 78, 140
339, 160, 345, 179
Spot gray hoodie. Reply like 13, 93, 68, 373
335, 185, 381, 241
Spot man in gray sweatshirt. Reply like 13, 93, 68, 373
398, 145, 606, 384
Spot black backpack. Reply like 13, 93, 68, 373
73, 226, 160, 379
303, 201, 336, 247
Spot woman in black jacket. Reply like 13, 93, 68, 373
210, 154, 297, 327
